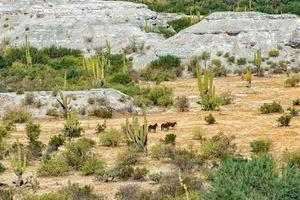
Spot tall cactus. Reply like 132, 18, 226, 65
196, 65, 215, 100
57, 90, 72, 118
64, 70, 68, 90
10, 140, 26, 187
124, 114, 148, 154
246, 66, 252, 88
254, 49, 263, 77
24, 35, 32, 67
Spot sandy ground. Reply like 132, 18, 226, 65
0, 74, 299, 199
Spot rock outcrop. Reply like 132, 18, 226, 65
133, 12, 300, 68
0, 89, 138, 118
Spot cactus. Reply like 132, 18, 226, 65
122, 52, 127, 74
196, 64, 215, 100
10, 140, 26, 187
64, 71, 67, 90
124, 113, 148, 154
179, 172, 190, 200
2, 38, 10, 56
57, 90, 72, 118
246, 66, 252, 88
24, 35, 32, 67
254, 49, 263, 76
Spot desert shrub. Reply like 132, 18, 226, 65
237, 57, 247, 65
282, 149, 300, 167
193, 127, 205, 141
26, 121, 45, 159
250, 139, 272, 154
175, 96, 189, 112
133, 95, 153, 107
220, 92, 234, 105
268, 50, 279, 57
63, 138, 95, 170
23, 193, 65, 200
0, 188, 14, 200
148, 86, 173, 107
227, 56, 235, 64
149, 172, 163, 183
42, 46, 81, 58
133, 167, 149, 180
48, 134, 65, 147
213, 65, 228, 77
46, 108, 58, 117
24, 93, 35, 105
95, 121, 107, 134
205, 114, 216, 124
114, 165, 134, 180
287, 107, 299, 117
3, 108, 32, 123
116, 184, 141, 200
212, 59, 222, 67
59, 183, 105, 200
116, 148, 140, 166
293, 99, 300, 106
80, 156, 106, 176
200, 98, 222, 111
277, 114, 292, 127
285, 76, 300, 87
173, 149, 197, 172
0, 162, 6, 174
165, 134, 176, 145
110, 73, 133, 85
167, 17, 200, 32
149, 144, 175, 160
37, 156, 71, 177
87, 97, 95, 105
260, 101, 284, 114
100, 129, 122, 147
91, 107, 113, 119
62, 111, 83, 138
202, 155, 300, 200
200, 132, 236, 160
149, 55, 181, 70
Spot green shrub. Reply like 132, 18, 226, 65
100, 129, 122, 147
149, 55, 181, 70
95, 121, 107, 134
285, 76, 300, 87
133, 167, 149, 180
205, 114, 216, 124
23, 193, 65, 200
116, 184, 140, 200
149, 144, 175, 160
237, 57, 247, 65
192, 127, 204, 140
167, 17, 200, 33
42, 46, 81, 59
200, 98, 221, 111
26, 121, 45, 160
59, 183, 105, 200
157, 27, 175, 38
149, 172, 163, 183
282, 149, 300, 167
268, 50, 279, 57
227, 56, 235, 64
287, 107, 299, 117
293, 99, 300, 106
63, 138, 95, 170
63, 111, 83, 138
165, 134, 176, 145
0, 188, 14, 200
0, 162, 6, 174
175, 96, 189, 112
260, 101, 284, 114
212, 59, 222, 67
91, 107, 113, 119
24, 93, 35, 105
116, 148, 140, 166
80, 156, 106, 176
173, 149, 197, 172
48, 134, 65, 147
37, 156, 71, 177
148, 86, 173, 107
114, 165, 134, 180
3, 108, 32, 123
110, 73, 133, 85
277, 114, 292, 127
250, 139, 272, 154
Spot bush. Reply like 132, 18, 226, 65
133, 167, 149, 180
287, 107, 299, 117
282, 149, 300, 167
205, 114, 216, 124
148, 86, 173, 107
149, 144, 175, 160
116, 184, 141, 200
220, 92, 234, 105
100, 129, 122, 147
277, 114, 292, 127
285, 76, 300, 87
63, 111, 83, 138
200, 98, 221, 111
26, 121, 45, 160
173, 149, 197, 172
250, 139, 272, 154
165, 134, 176, 145
23, 193, 65, 200
293, 99, 300, 106
175, 96, 189, 112
63, 138, 95, 170
212, 59, 222, 67
95, 121, 107, 134
0, 162, 6, 174
81, 156, 106, 176
37, 156, 71, 177
167, 17, 200, 32
149, 172, 163, 183
46, 108, 59, 117
192, 127, 204, 140
237, 57, 247, 65
260, 101, 284, 114
149, 55, 181, 70
48, 134, 65, 147
3, 108, 32, 123
24, 93, 35, 105
268, 50, 279, 57
0, 189, 14, 200
59, 183, 105, 200
91, 107, 113, 119
227, 56, 235, 64
116, 148, 140, 166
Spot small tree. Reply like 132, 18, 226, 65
10, 140, 26, 187
245, 66, 252, 88
57, 90, 72, 118
63, 110, 83, 139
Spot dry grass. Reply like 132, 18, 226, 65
0, 74, 299, 199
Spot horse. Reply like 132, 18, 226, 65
148, 123, 158, 133
161, 123, 170, 131
167, 122, 177, 129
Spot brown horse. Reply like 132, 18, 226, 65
148, 123, 158, 133
161, 123, 170, 131
167, 122, 177, 129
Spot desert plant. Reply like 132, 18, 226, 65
165, 134, 176, 145
254, 49, 263, 77
293, 99, 300, 106
48, 134, 65, 148
268, 50, 279, 57
149, 172, 163, 183
287, 107, 299, 117
62, 110, 83, 138
10, 140, 26, 187
24, 93, 35, 105
116, 148, 140, 166
133, 167, 149, 180
57, 90, 72, 118
192, 127, 205, 141
245, 66, 252, 88
95, 120, 107, 134
37, 155, 71, 177
260, 101, 284, 114
250, 139, 271, 154
46, 108, 59, 117
3, 108, 32, 123
80, 156, 106, 176
237, 57, 247, 65
175, 96, 189, 112
277, 114, 292, 127
282, 149, 300, 167
285, 76, 300, 87
173, 149, 197, 172
26, 121, 45, 160
124, 114, 148, 153
24, 35, 32, 67
116, 184, 141, 200
100, 129, 122, 147
205, 114, 216, 124
91, 107, 113, 118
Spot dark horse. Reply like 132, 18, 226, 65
148, 123, 158, 133
161, 123, 170, 131
167, 122, 177, 129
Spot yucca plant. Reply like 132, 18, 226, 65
10, 140, 26, 187
124, 113, 148, 154
57, 90, 72, 118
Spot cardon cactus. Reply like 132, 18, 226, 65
10, 140, 26, 187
